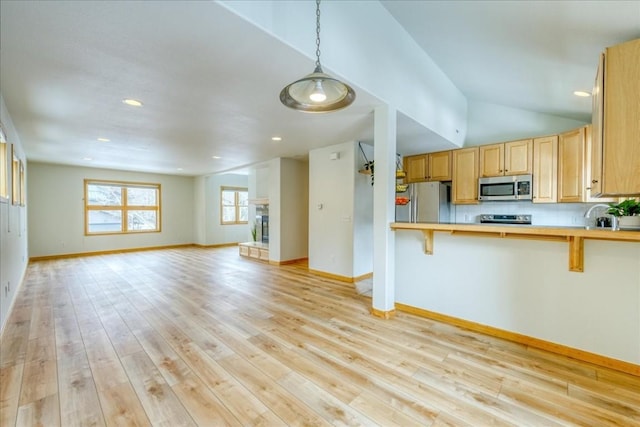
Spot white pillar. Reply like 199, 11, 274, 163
372, 105, 396, 317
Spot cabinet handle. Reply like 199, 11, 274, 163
592, 179, 598, 184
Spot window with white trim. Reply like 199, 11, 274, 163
11, 148, 19, 206
221, 187, 248, 224
84, 180, 161, 234
0, 124, 7, 202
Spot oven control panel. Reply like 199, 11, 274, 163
480, 214, 532, 225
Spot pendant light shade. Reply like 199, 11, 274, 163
280, 0, 355, 113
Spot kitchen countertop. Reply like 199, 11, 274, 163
390, 222, 640, 272
391, 222, 640, 241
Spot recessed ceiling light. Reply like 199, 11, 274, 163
573, 91, 592, 97
177, 167, 184, 171
212, 156, 221, 159
83, 157, 93, 161
122, 98, 143, 107
97, 138, 110, 142
271, 136, 282, 141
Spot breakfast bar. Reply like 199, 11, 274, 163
391, 222, 640, 272
392, 223, 640, 373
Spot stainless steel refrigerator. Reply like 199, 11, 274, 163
396, 182, 451, 223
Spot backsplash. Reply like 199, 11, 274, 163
452, 201, 613, 227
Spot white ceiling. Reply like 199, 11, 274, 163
1, 1, 638, 176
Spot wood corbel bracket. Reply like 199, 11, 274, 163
568, 236, 584, 272
421, 229, 434, 254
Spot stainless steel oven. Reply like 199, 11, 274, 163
478, 174, 532, 201
480, 214, 532, 224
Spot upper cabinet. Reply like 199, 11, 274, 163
429, 151, 452, 181
532, 135, 558, 204
452, 147, 479, 204
404, 154, 428, 183
591, 38, 640, 196
558, 127, 586, 203
479, 139, 532, 177
478, 143, 503, 177
584, 125, 618, 203
404, 151, 452, 183
558, 126, 618, 203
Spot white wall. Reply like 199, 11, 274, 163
195, 173, 249, 245
309, 141, 373, 278
353, 143, 374, 277
267, 157, 308, 263
219, 0, 467, 148
0, 94, 28, 333
465, 100, 587, 146
395, 231, 640, 364
193, 175, 206, 246
27, 162, 194, 257
279, 158, 309, 262
309, 142, 356, 276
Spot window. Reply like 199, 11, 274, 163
11, 147, 19, 206
84, 180, 161, 235
19, 160, 25, 206
221, 187, 248, 224
0, 124, 7, 202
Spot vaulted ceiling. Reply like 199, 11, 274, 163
1, 1, 638, 176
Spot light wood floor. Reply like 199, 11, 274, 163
1, 246, 639, 426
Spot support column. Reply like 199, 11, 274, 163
371, 105, 396, 318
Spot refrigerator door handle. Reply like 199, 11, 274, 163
410, 184, 417, 223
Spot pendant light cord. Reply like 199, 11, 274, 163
315, 0, 322, 70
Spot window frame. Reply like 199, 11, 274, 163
19, 159, 25, 206
0, 123, 7, 203
220, 186, 248, 225
11, 145, 20, 206
84, 179, 161, 235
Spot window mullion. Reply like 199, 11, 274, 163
235, 190, 240, 223
122, 186, 127, 232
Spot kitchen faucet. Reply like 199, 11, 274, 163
583, 204, 611, 229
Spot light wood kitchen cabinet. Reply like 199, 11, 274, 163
452, 147, 479, 204
584, 125, 618, 203
479, 139, 532, 177
558, 127, 586, 203
532, 135, 558, 203
404, 151, 451, 183
404, 154, 428, 183
479, 143, 503, 177
590, 38, 640, 196
428, 151, 452, 181
558, 126, 618, 204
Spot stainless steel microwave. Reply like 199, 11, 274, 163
478, 174, 532, 201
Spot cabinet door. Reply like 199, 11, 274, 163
452, 147, 479, 204
504, 139, 533, 175
584, 125, 618, 202
479, 143, 504, 177
428, 151, 452, 181
590, 53, 605, 196
404, 154, 428, 183
558, 128, 585, 203
601, 39, 640, 195
532, 136, 558, 203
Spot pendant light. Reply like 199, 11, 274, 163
280, 0, 356, 113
